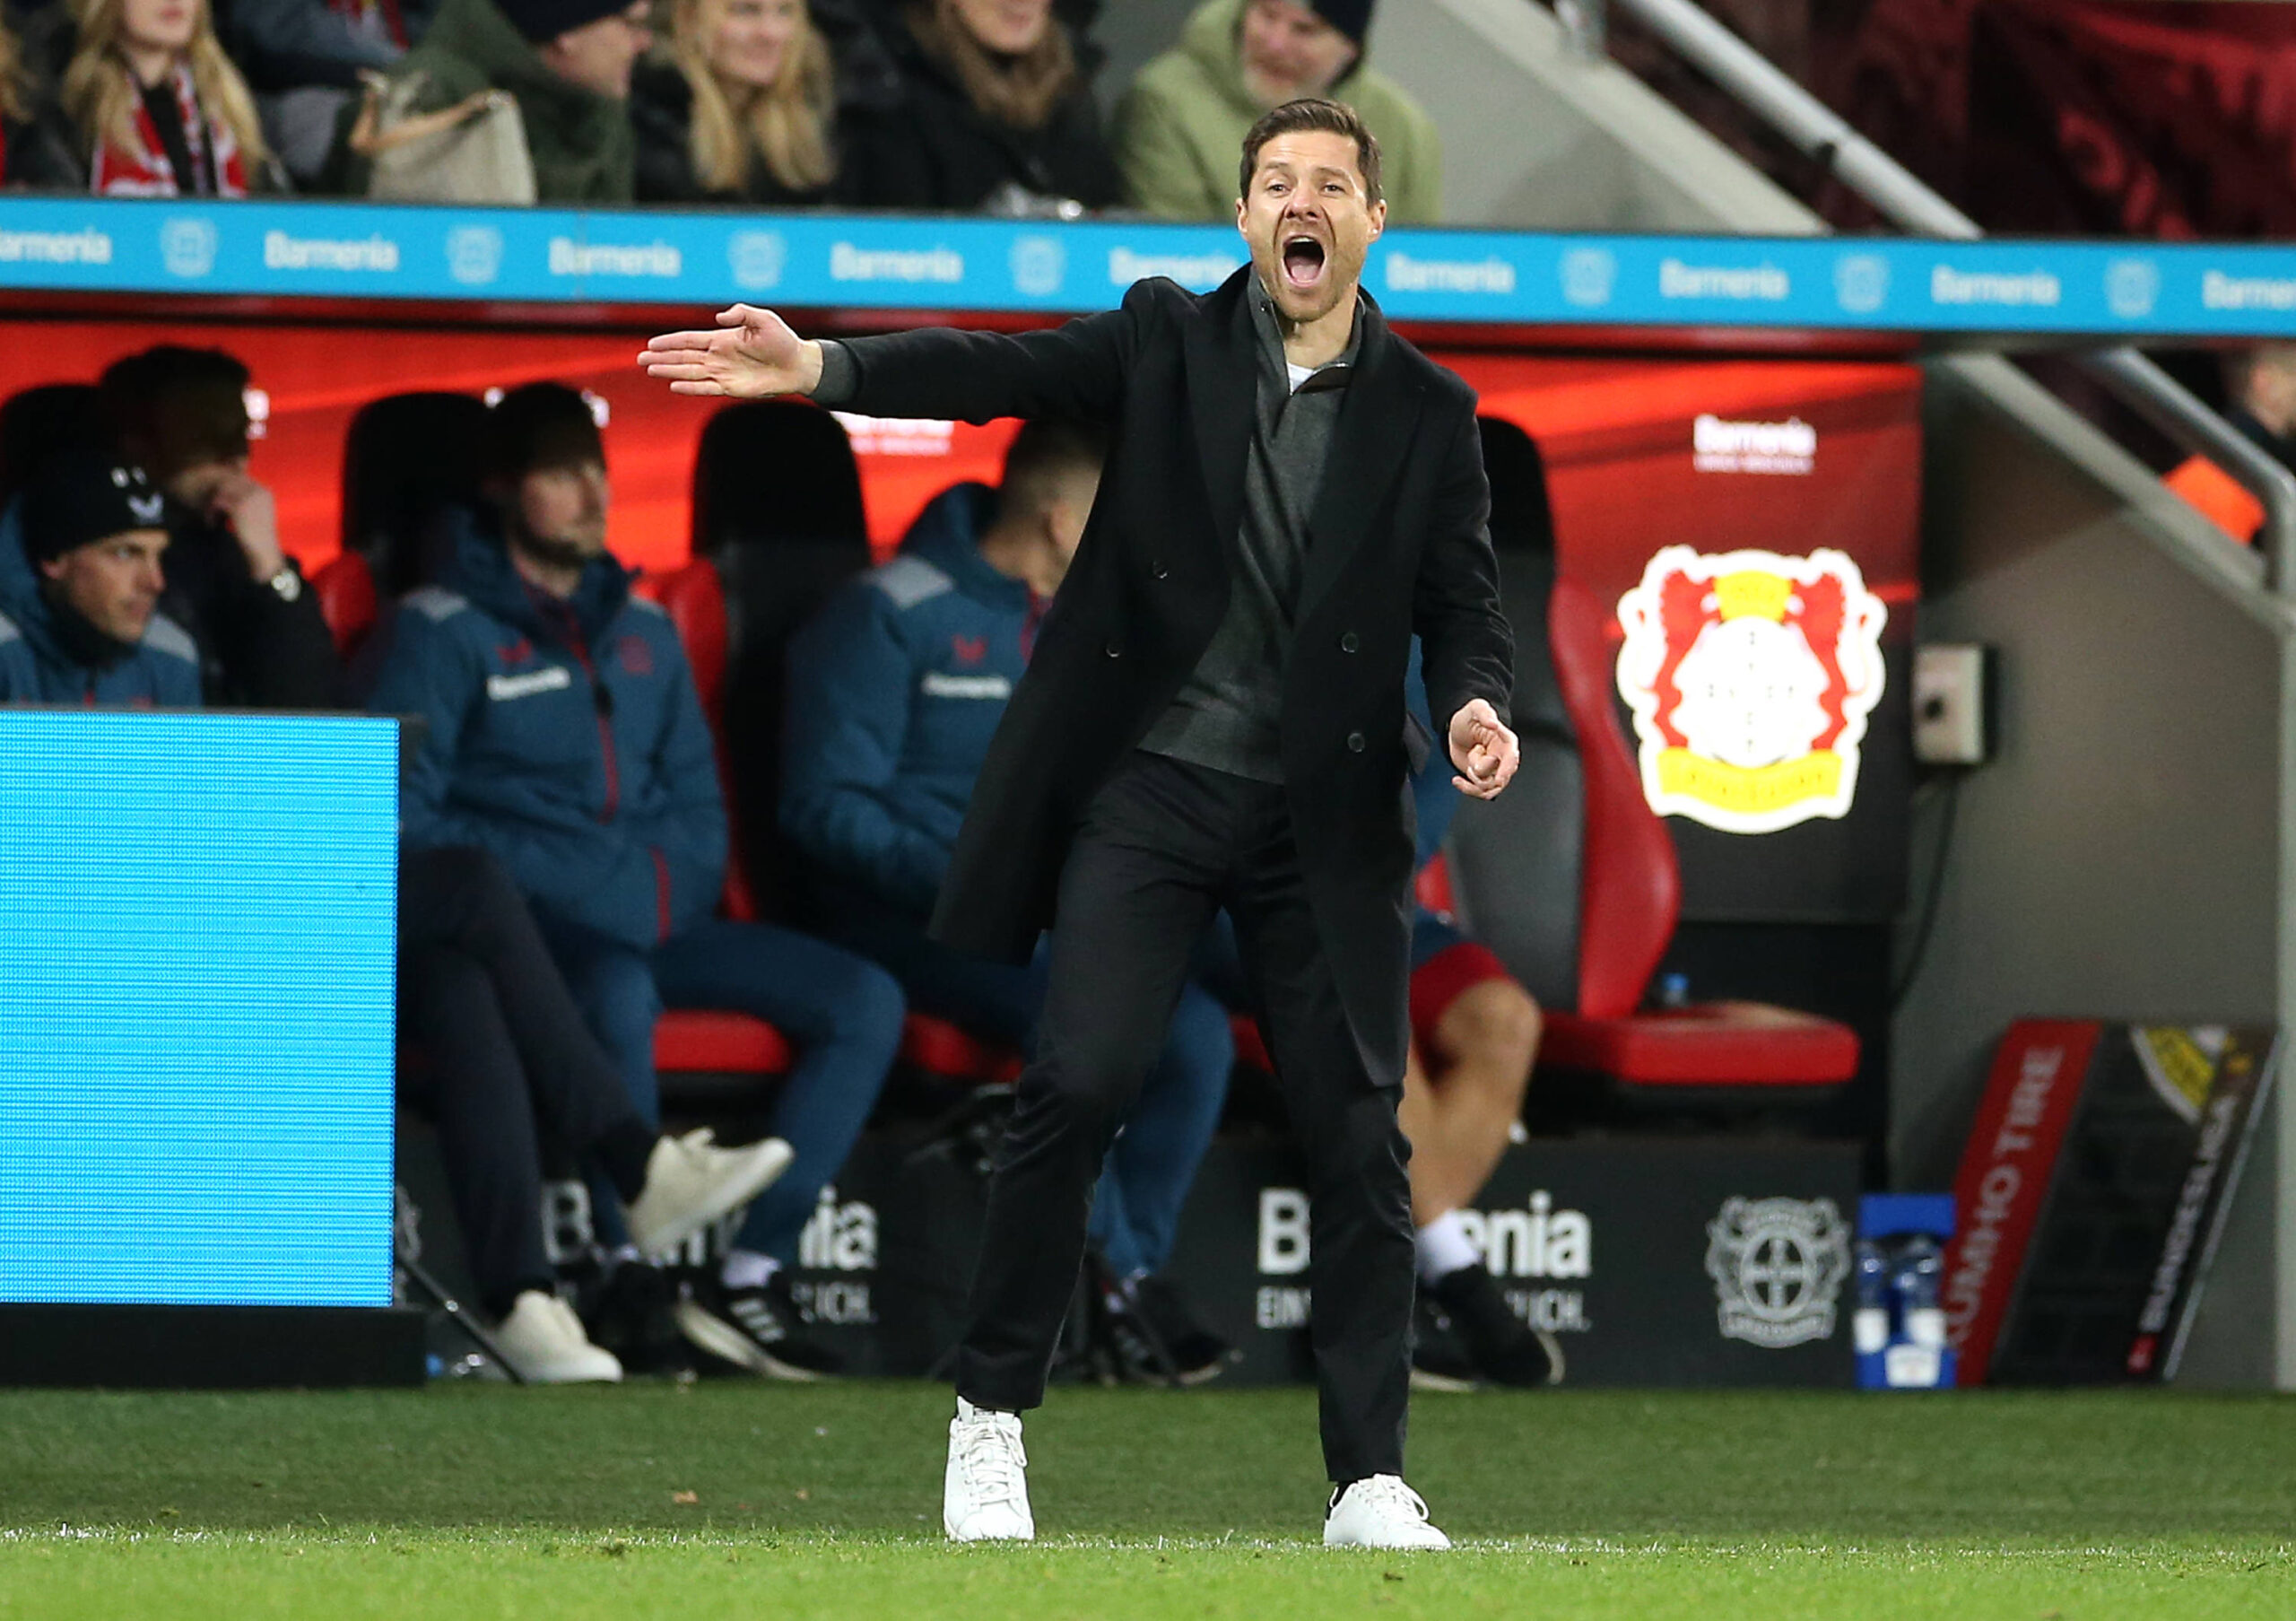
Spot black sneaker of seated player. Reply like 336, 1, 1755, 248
1409, 1288, 1482, 1393
1426, 1262, 1565, 1388
1104, 1270, 1235, 1387
674, 1271, 842, 1381
579, 1259, 698, 1379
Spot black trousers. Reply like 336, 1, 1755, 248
396, 847, 653, 1313
954, 752, 1416, 1484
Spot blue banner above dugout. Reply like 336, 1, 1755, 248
1, 196, 2293, 337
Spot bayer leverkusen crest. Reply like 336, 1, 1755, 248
1615, 546, 1887, 835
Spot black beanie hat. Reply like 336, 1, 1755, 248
496, 0, 632, 42
22, 455, 166, 566
483, 383, 605, 482
1311, 0, 1374, 46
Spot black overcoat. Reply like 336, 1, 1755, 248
828, 266, 1512, 1079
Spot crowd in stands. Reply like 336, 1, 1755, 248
0, 342, 1557, 1392
0, 0, 1442, 214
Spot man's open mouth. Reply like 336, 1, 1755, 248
1281, 234, 1327, 289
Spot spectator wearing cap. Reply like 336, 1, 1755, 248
99, 346, 337, 710
14, 0, 279, 196
838, 0, 1119, 214
364, 382, 904, 1381
0, 454, 198, 704
331, 0, 649, 200
1113, 0, 1440, 223
631, 0, 840, 205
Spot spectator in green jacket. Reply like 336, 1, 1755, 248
331, 0, 648, 200
1113, 0, 1440, 224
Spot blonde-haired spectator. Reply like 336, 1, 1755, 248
631, 0, 839, 204
35, 0, 275, 195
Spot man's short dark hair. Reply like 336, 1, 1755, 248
99, 346, 252, 478
483, 383, 605, 484
998, 418, 1106, 522
1238, 97, 1382, 209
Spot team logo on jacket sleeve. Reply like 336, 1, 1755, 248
1615, 546, 1887, 834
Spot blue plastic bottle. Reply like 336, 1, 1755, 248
1853, 1239, 1891, 1355
1894, 1235, 1945, 1349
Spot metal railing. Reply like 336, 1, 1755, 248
1596, 0, 2296, 595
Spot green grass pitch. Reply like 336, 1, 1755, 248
2, 1381, 2291, 1619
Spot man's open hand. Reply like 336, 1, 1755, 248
1448, 698, 1519, 800
639, 304, 823, 398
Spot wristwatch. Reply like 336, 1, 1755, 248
265, 564, 303, 603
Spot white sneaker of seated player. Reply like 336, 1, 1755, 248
1323, 1475, 1452, 1550
623, 1129, 794, 1257
494, 1291, 623, 1384
944, 1397, 1034, 1542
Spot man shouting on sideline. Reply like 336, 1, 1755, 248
640, 96, 1518, 1551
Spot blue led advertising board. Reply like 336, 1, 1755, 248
0, 711, 397, 1307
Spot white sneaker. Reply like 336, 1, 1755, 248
493, 1291, 623, 1384
1324, 1476, 1452, 1550
944, 1398, 1034, 1542
623, 1129, 794, 1257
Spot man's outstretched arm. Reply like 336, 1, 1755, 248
639, 290, 1145, 426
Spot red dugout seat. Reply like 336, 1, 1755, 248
1530, 574, 1858, 1103
652, 1007, 791, 1074
1432, 418, 1857, 1114
648, 419, 1020, 1091
314, 550, 379, 661
642, 556, 785, 1079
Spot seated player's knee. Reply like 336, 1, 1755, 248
1165, 986, 1237, 1080
1437, 980, 1541, 1086
570, 951, 660, 1051
828, 956, 908, 1057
